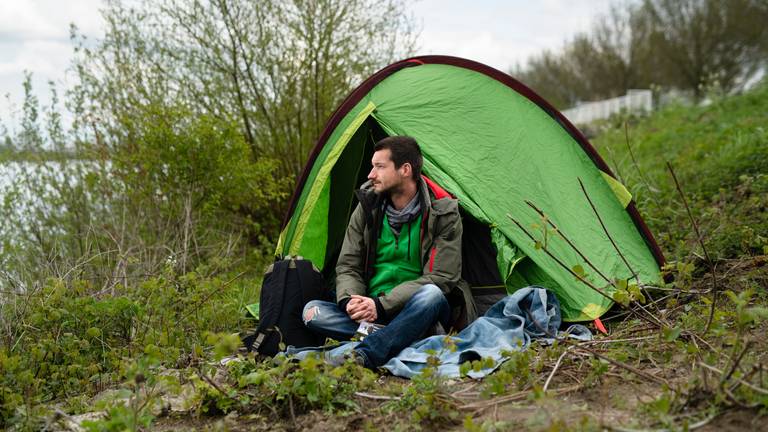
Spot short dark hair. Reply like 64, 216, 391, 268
373, 136, 423, 179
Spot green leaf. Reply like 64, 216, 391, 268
239, 372, 265, 387
612, 290, 630, 307
628, 283, 646, 303
572, 264, 586, 278
746, 306, 768, 323
459, 362, 471, 377
662, 326, 682, 342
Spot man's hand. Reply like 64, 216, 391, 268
346, 294, 377, 322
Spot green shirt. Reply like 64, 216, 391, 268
368, 214, 423, 297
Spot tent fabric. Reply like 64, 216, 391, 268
276, 56, 664, 321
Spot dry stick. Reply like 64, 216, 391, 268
507, 214, 615, 305
543, 346, 574, 391
577, 178, 638, 283
582, 335, 657, 345
355, 392, 400, 401
730, 364, 761, 394
459, 384, 580, 410
609, 411, 719, 432
525, 200, 616, 287
523, 307, 671, 388
198, 368, 239, 404
451, 382, 480, 398
698, 362, 768, 395
577, 178, 664, 318
721, 340, 754, 385
666, 162, 719, 335
575, 343, 669, 386
507, 214, 664, 329
288, 394, 297, 426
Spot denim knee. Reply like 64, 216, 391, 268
411, 284, 445, 307
302, 300, 325, 326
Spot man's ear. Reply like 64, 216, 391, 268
400, 162, 412, 178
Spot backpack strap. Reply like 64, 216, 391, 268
248, 259, 290, 352
293, 259, 319, 304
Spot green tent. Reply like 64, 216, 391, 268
275, 56, 665, 322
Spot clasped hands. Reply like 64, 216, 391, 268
346, 294, 377, 322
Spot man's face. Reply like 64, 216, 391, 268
368, 149, 407, 194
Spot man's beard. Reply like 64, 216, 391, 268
373, 180, 403, 195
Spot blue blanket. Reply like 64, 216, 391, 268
286, 287, 591, 379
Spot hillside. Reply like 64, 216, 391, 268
2, 84, 768, 432
592, 84, 768, 262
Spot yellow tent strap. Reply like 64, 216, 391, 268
274, 223, 289, 256
600, 171, 632, 208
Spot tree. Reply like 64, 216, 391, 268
513, 4, 657, 109
71, 0, 417, 180
642, 0, 768, 100
513, 0, 768, 107
64, 0, 417, 254
0, 0, 419, 287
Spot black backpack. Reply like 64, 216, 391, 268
243, 257, 328, 356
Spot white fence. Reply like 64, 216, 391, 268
561, 89, 653, 125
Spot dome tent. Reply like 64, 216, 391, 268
274, 56, 665, 322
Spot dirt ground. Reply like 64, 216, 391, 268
81, 259, 768, 431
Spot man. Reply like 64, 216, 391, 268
302, 136, 476, 369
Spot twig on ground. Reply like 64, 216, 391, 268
459, 384, 580, 411
721, 340, 753, 385
288, 394, 296, 425
354, 392, 401, 401
608, 410, 720, 432
666, 161, 719, 334
522, 306, 671, 388
451, 382, 479, 398
543, 346, 574, 391
698, 362, 768, 395
582, 335, 656, 345
574, 343, 669, 387
198, 368, 239, 405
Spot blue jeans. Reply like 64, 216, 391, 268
302, 284, 450, 368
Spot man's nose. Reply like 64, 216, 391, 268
367, 168, 375, 179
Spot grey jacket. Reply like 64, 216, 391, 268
335, 177, 477, 329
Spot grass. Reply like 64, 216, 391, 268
3, 83, 768, 431
592, 83, 768, 262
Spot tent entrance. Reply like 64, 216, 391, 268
319, 119, 558, 318
321, 117, 388, 285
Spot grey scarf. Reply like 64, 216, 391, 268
385, 193, 421, 234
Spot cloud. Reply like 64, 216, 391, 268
0, 0, 617, 125
409, 0, 614, 71
0, 0, 103, 108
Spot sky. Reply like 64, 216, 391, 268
0, 0, 614, 127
